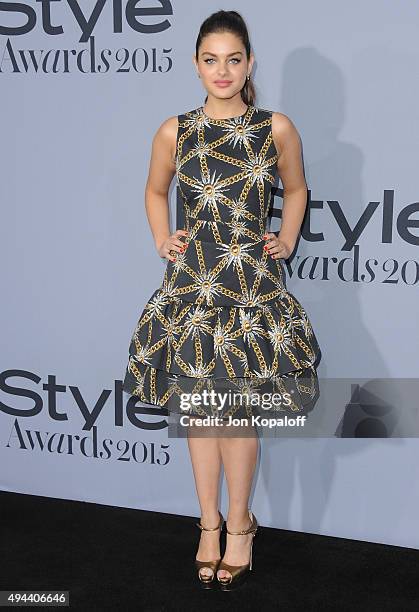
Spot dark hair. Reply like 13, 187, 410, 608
195, 10, 256, 106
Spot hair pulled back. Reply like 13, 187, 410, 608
195, 10, 256, 106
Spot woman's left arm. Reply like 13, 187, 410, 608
263, 112, 308, 260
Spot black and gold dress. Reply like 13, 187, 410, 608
123, 104, 321, 419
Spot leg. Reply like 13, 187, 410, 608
217, 422, 259, 581
187, 422, 222, 579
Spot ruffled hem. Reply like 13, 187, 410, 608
122, 361, 320, 418
122, 287, 321, 418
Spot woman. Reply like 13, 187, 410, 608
123, 10, 321, 591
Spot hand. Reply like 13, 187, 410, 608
157, 229, 189, 261
263, 232, 293, 260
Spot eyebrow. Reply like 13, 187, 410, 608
201, 51, 243, 57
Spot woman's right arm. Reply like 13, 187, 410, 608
144, 116, 189, 261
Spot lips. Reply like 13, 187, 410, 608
214, 80, 232, 87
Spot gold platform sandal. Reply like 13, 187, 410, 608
216, 509, 258, 591
195, 510, 225, 589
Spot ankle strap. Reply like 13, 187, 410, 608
226, 511, 258, 535
195, 510, 224, 531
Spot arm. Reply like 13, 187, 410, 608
145, 116, 188, 260
264, 112, 308, 259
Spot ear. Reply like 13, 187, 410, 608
248, 53, 255, 73
192, 54, 198, 71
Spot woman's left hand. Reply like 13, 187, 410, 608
263, 232, 293, 260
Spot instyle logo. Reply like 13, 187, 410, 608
0, 0, 174, 74
272, 189, 419, 250
1, 368, 171, 463
270, 188, 419, 284
0, 368, 166, 431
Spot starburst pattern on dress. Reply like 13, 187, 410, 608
160, 282, 181, 301
253, 257, 269, 280
193, 270, 223, 303
223, 118, 259, 149
230, 198, 248, 220
183, 109, 212, 131
190, 169, 229, 212
215, 242, 254, 271
243, 154, 273, 186
171, 251, 187, 272
131, 369, 146, 396
226, 219, 248, 239
144, 290, 170, 316
184, 305, 214, 340
192, 141, 213, 159
184, 362, 214, 377
267, 320, 294, 354
213, 320, 236, 358
238, 309, 265, 344
159, 315, 181, 349
259, 302, 274, 316
133, 345, 154, 366
294, 307, 314, 338
250, 364, 281, 379
238, 287, 265, 307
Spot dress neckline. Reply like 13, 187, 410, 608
200, 104, 251, 121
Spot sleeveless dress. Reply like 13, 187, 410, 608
122, 104, 321, 419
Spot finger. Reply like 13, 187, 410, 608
271, 244, 289, 258
263, 240, 277, 252
263, 232, 275, 241
175, 229, 189, 237
171, 238, 188, 249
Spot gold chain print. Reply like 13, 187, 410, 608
123, 105, 321, 419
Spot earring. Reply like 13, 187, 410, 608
247, 74, 250, 80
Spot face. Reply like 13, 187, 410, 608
194, 31, 254, 101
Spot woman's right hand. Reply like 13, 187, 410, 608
157, 229, 189, 261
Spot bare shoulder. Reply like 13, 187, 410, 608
151, 115, 178, 163
153, 115, 178, 144
271, 111, 301, 156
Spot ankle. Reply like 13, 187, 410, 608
226, 510, 251, 531
200, 509, 221, 526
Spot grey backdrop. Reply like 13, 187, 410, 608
1, 1, 418, 549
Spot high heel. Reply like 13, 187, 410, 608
195, 510, 224, 589
216, 508, 258, 591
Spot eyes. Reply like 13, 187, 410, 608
203, 58, 241, 64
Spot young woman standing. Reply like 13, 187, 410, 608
123, 10, 320, 591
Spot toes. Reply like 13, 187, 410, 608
217, 570, 231, 580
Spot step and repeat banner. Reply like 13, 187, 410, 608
1, 2, 418, 549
